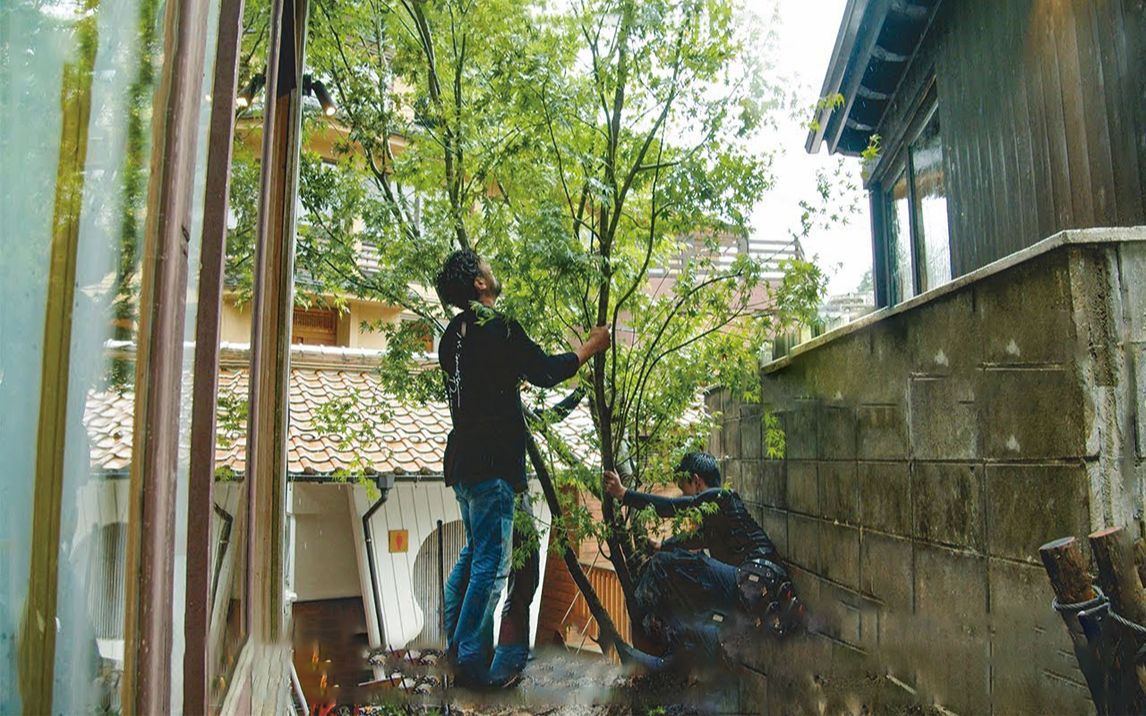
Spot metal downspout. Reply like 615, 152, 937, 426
362, 475, 394, 648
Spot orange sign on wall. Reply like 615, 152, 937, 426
388, 529, 409, 553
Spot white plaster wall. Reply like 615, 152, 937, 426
292, 484, 362, 601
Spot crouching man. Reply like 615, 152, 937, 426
603, 452, 804, 671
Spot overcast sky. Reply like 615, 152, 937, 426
749, 0, 874, 296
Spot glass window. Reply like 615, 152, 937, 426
886, 168, 915, 303
2, 0, 229, 711
0, 4, 76, 708
910, 110, 951, 292
0, 0, 168, 711
880, 97, 951, 306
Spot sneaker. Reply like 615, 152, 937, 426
488, 644, 530, 689
450, 661, 491, 690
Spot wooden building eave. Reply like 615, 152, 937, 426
805, 0, 942, 156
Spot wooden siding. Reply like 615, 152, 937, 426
869, 0, 1146, 281
536, 543, 633, 652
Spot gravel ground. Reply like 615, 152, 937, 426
357, 646, 732, 715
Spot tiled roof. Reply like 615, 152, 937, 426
84, 344, 601, 478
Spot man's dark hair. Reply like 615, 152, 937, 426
677, 451, 721, 488
435, 249, 483, 310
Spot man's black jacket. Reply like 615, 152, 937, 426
439, 308, 578, 492
620, 487, 777, 566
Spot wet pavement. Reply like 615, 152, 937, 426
343, 646, 730, 715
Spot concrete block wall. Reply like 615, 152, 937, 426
710, 232, 1146, 715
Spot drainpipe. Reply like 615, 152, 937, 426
362, 473, 395, 648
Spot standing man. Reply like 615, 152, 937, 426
435, 249, 609, 688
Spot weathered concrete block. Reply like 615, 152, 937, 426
897, 546, 991, 715
1120, 242, 1146, 343
978, 367, 1091, 459
704, 386, 722, 415
724, 417, 742, 461
914, 543, 988, 636
976, 251, 1074, 364
908, 289, 978, 375
860, 531, 913, 612
1133, 344, 1146, 459
856, 403, 908, 460
741, 410, 764, 459
786, 460, 819, 516
876, 610, 922, 691
787, 514, 822, 573
814, 580, 881, 654
819, 405, 857, 459
912, 630, 991, 716
724, 393, 743, 425
819, 461, 859, 525
986, 464, 1091, 562
988, 558, 1094, 716
739, 458, 761, 498
800, 574, 844, 642
908, 376, 978, 460
858, 462, 911, 536
1070, 247, 1122, 392
784, 401, 820, 460
722, 458, 743, 491
912, 462, 985, 551
859, 322, 912, 404
760, 631, 834, 715
752, 459, 786, 509
820, 522, 860, 589
757, 505, 788, 557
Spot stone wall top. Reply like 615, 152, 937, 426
765, 226, 1146, 374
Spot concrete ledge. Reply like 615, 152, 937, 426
764, 226, 1146, 374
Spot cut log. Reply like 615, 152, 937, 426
1040, 536, 1095, 604
1090, 527, 1146, 624
1041, 536, 1109, 714
1134, 538, 1146, 588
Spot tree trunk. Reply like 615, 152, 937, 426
525, 431, 634, 660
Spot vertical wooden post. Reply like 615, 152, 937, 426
122, 0, 214, 710
1089, 527, 1146, 714
1041, 536, 1109, 713
242, 0, 308, 708
184, 0, 247, 710
1040, 536, 1096, 604
1090, 527, 1146, 624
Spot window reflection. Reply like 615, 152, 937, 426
910, 111, 951, 292
0, 4, 81, 710
42, 0, 167, 710
886, 169, 915, 303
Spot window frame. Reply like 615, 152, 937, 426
870, 79, 953, 306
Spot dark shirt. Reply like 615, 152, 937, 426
439, 308, 579, 492
620, 487, 777, 566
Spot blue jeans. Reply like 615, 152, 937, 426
489, 492, 538, 681
443, 478, 515, 670
635, 549, 739, 664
